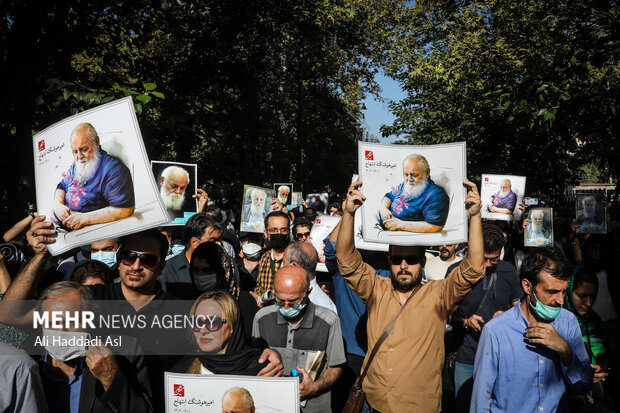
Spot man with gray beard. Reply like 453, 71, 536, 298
53, 123, 134, 230
488, 179, 517, 215
378, 153, 449, 233
243, 188, 269, 231
525, 209, 552, 246
159, 165, 190, 219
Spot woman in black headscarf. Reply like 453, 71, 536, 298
189, 242, 258, 339
171, 290, 267, 375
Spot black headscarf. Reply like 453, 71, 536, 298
171, 294, 267, 375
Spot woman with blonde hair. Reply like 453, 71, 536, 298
171, 290, 267, 375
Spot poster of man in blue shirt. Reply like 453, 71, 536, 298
53, 122, 135, 231
377, 153, 449, 233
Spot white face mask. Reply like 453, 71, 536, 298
42, 329, 90, 361
91, 250, 117, 267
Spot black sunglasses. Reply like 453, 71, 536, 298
192, 315, 227, 332
390, 254, 423, 265
120, 250, 160, 270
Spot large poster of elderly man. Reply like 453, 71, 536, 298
165, 373, 299, 412
480, 174, 526, 221
152, 161, 198, 225
240, 185, 276, 233
524, 207, 554, 247
32, 97, 169, 255
358, 141, 467, 246
575, 193, 607, 234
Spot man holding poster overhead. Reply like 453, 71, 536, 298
53, 122, 135, 230
377, 154, 449, 233
337, 179, 484, 412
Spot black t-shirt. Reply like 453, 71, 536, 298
451, 261, 521, 364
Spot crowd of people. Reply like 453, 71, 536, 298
0, 173, 618, 413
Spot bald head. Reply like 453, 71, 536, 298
222, 387, 254, 413
274, 264, 310, 296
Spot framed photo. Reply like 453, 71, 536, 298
358, 141, 468, 246
575, 193, 607, 234
290, 192, 303, 209
273, 183, 293, 207
480, 174, 526, 221
240, 185, 276, 233
32, 97, 169, 255
165, 373, 299, 413
524, 207, 554, 247
305, 193, 329, 214
152, 161, 198, 225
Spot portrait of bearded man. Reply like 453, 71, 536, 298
377, 153, 449, 233
242, 187, 270, 231
53, 122, 135, 231
159, 165, 190, 219
488, 179, 517, 215
525, 209, 552, 246
576, 195, 605, 233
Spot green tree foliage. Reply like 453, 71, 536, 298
1, 0, 386, 216
382, 0, 619, 195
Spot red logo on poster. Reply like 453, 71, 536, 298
484, 177, 489, 182
365, 150, 374, 160
316, 219, 321, 224
173, 384, 184, 397
38, 140, 45, 152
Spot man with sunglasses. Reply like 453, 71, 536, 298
448, 223, 521, 412
336, 179, 485, 412
252, 265, 346, 413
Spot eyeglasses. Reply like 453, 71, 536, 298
390, 255, 423, 265
120, 250, 160, 270
267, 227, 290, 234
192, 315, 227, 333
275, 296, 305, 308
484, 255, 501, 265
296, 231, 311, 239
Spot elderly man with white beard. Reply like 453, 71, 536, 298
159, 166, 190, 219
378, 153, 449, 233
488, 179, 517, 215
243, 188, 269, 231
576, 195, 605, 232
525, 209, 552, 246
53, 123, 134, 230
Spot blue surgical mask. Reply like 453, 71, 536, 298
91, 250, 117, 268
171, 244, 185, 256
529, 289, 561, 322
278, 301, 306, 319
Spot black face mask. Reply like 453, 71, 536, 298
268, 233, 289, 250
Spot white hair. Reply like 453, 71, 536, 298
71, 123, 100, 146
530, 209, 544, 220
161, 166, 190, 185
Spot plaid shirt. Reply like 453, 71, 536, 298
254, 250, 283, 296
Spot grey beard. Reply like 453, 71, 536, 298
161, 186, 185, 210
250, 202, 264, 215
74, 149, 101, 183
402, 178, 428, 199
499, 189, 510, 198
531, 222, 544, 233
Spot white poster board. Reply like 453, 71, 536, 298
33, 97, 169, 255
165, 373, 299, 413
480, 174, 526, 221
309, 214, 341, 272
358, 141, 468, 246
152, 161, 198, 225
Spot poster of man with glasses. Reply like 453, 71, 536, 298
358, 141, 468, 246
32, 97, 169, 255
